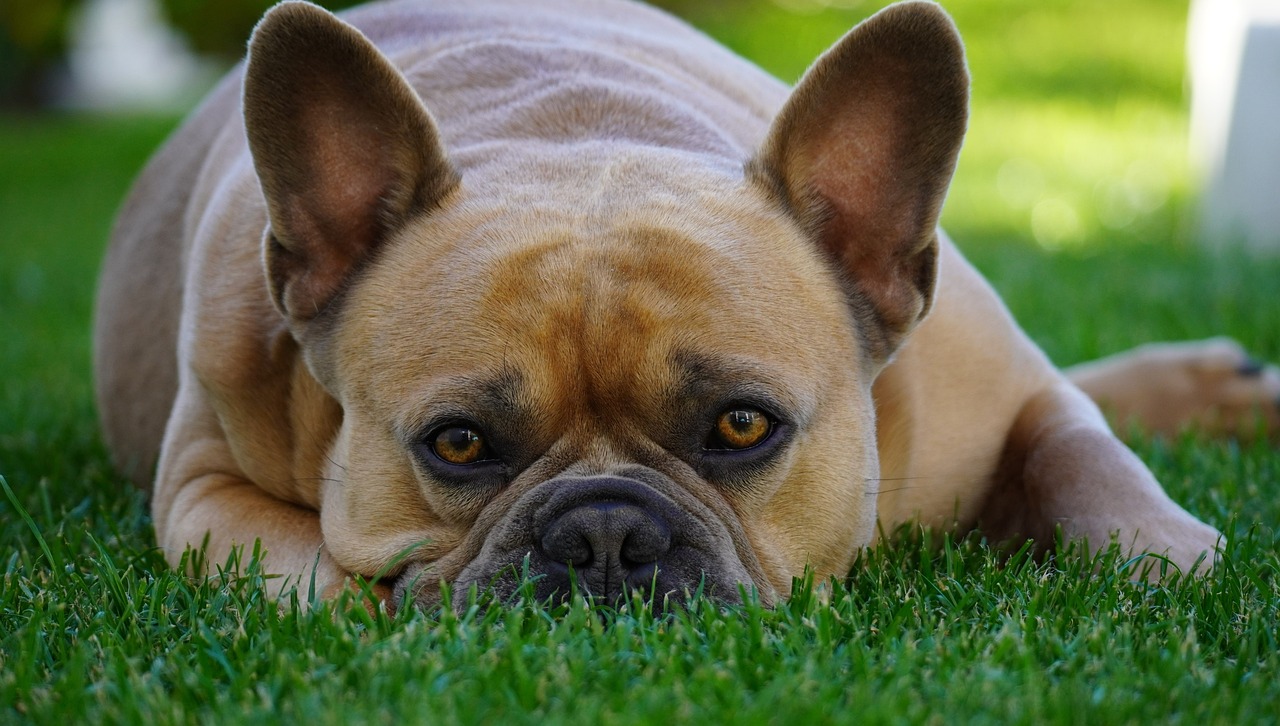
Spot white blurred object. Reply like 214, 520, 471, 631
63, 0, 216, 110
1188, 0, 1280, 252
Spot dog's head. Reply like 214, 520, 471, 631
242, 0, 967, 607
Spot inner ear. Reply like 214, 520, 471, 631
751, 0, 969, 364
243, 1, 458, 327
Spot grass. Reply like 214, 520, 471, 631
2, 0, 1279, 722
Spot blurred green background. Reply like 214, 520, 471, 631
2, 0, 1195, 253
3, 0, 1274, 420
669, 0, 1195, 252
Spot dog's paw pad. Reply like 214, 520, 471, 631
1237, 358, 1266, 377
1181, 345, 1280, 440
1084, 338, 1280, 443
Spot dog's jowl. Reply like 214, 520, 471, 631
96, 0, 1277, 609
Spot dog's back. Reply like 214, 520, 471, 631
94, 74, 241, 485
337, 0, 787, 154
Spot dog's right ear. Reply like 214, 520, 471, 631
244, 1, 457, 327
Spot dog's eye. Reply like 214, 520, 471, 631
430, 425, 492, 465
707, 408, 772, 450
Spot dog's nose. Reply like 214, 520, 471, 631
539, 500, 672, 595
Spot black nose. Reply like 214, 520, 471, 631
539, 500, 672, 597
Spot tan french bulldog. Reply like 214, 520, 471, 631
94, 0, 1279, 608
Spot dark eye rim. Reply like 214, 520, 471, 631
417, 420, 502, 469
694, 401, 791, 488
704, 406, 774, 451
700, 401, 789, 456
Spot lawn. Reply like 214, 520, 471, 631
2, 0, 1279, 722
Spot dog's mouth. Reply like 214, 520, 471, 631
393, 473, 768, 610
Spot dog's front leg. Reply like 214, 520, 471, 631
982, 382, 1223, 577
161, 470, 342, 598
152, 384, 367, 603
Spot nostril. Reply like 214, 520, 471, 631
620, 521, 671, 566
538, 501, 672, 574
540, 524, 593, 567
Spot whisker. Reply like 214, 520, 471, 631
324, 452, 349, 474
286, 476, 344, 485
867, 485, 920, 496
864, 476, 934, 482
863, 475, 935, 496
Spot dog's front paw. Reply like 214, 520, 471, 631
305, 552, 395, 614
320, 575, 397, 617
1068, 337, 1280, 442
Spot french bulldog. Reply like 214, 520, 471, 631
93, 0, 1279, 608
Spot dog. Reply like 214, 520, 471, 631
93, 0, 1279, 609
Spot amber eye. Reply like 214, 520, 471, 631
430, 426, 490, 465
708, 408, 772, 450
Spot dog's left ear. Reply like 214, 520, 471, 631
751, 0, 968, 364
243, 1, 458, 329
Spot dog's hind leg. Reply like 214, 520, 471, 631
1066, 337, 1280, 442
979, 383, 1223, 578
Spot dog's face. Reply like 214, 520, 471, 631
242, 0, 967, 607
325, 158, 877, 606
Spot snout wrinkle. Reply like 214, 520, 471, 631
539, 501, 672, 567
537, 486, 674, 596
433, 472, 760, 609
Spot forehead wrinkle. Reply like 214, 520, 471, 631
473, 222, 733, 412
572, 227, 734, 413
672, 348, 817, 426
459, 192, 827, 440
393, 366, 530, 439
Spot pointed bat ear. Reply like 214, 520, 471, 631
243, 1, 458, 326
751, 0, 968, 363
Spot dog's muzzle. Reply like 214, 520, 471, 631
538, 492, 671, 595
424, 473, 758, 608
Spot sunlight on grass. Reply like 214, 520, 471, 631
673, 0, 1199, 251
948, 99, 1192, 248
4, 0, 1279, 722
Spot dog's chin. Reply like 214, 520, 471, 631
394, 560, 757, 613
392, 474, 767, 611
